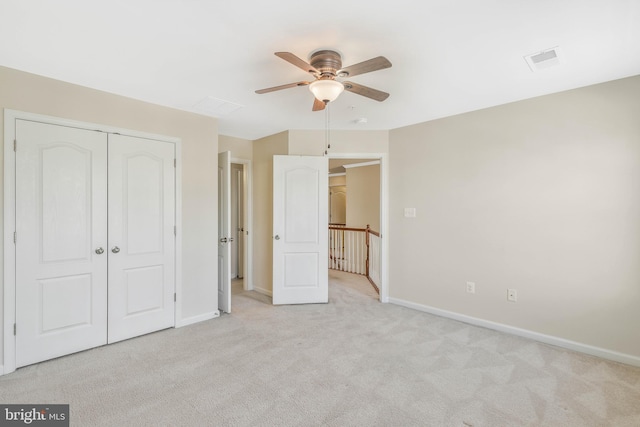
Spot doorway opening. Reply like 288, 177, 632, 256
218, 154, 253, 314
230, 161, 250, 295
269, 152, 388, 305
327, 155, 386, 301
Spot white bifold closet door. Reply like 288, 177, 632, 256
16, 121, 109, 367
15, 120, 175, 367
107, 134, 175, 343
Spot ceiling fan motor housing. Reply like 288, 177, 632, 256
309, 50, 343, 77
255, 49, 391, 110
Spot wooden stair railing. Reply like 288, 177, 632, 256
329, 224, 381, 294
365, 225, 381, 294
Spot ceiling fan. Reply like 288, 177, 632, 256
255, 49, 392, 111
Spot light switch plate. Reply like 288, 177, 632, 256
404, 208, 416, 218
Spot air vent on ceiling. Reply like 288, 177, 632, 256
524, 46, 563, 72
192, 96, 244, 117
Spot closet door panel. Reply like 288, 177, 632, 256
15, 120, 108, 367
107, 134, 175, 343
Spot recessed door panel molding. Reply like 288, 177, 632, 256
108, 134, 175, 344
40, 274, 93, 333
284, 253, 319, 288
284, 167, 319, 244
125, 265, 164, 316
125, 153, 164, 255
40, 144, 93, 264
15, 119, 108, 368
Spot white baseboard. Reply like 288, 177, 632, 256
175, 311, 220, 328
254, 287, 273, 297
389, 297, 640, 368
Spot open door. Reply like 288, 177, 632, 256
272, 155, 328, 305
218, 151, 231, 313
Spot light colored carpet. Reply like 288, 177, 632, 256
1, 270, 639, 426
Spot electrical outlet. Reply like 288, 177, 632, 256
507, 288, 517, 302
466, 282, 475, 294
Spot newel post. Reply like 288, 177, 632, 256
365, 224, 370, 278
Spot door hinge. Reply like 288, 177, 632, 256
174, 226, 177, 236
14, 323, 16, 336
174, 158, 176, 168
174, 293, 177, 302
13, 139, 17, 152
13, 231, 16, 244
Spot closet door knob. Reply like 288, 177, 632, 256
95, 247, 104, 255
111, 246, 120, 254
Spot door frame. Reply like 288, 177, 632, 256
230, 157, 253, 291
3, 109, 183, 375
328, 152, 389, 303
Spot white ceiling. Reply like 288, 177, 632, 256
1, 0, 639, 140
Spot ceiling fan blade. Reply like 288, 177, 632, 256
275, 52, 320, 75
312, 98, 326, 111
338, 56, 391, 78
255, 81, 310, 94
343, 81, 390, 102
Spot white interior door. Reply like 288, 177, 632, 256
107, 134, 175, 343
272, 155, 328, 305
218, 151, 231, 313
15, 120, 108, 367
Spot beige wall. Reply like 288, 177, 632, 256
329, 175, 346, 186
0, 66, 219, 366
219, 134, 252, 160
288, 129, 388, 155
346, 164, 380, 231
251, 131, 288, 295
389, 75, 640, 358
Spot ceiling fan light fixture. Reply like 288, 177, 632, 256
309, 79, 344, 103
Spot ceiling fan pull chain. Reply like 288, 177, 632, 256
324, 103, 330, 155
328, 103, 331, 150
